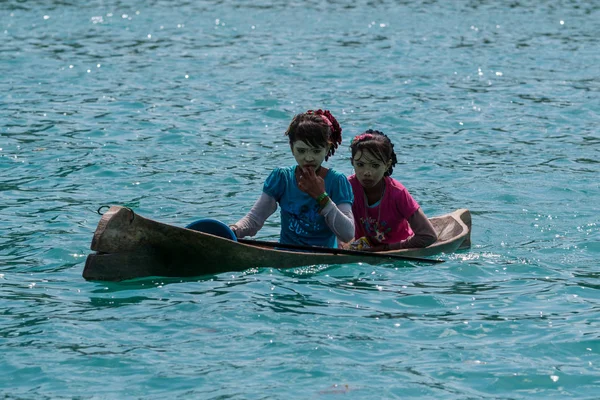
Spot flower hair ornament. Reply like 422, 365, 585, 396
351, 133, 374, 145
306, 109, 342, 147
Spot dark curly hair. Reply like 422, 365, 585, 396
349, 129, 398, 176
285, 109, 342, 161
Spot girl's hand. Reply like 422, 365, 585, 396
229, 224, 240, 238
297, 167, 326, 198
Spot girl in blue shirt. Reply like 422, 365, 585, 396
230, 109, 354, 247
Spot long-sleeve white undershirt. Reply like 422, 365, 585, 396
232, 192, 355, 243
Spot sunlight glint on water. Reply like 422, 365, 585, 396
1, 0, 599, 398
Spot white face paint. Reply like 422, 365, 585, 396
292, 140, 329, 170
352, 149, 391, 189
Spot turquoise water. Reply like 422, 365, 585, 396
1, 0, 599, 398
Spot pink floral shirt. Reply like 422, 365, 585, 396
349, 175, 420, 244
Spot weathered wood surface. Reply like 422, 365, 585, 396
83, 206, 471, 281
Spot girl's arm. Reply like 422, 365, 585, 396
389, 208, 437, 250
319, 201, 355, 243
230, 192, 277, 238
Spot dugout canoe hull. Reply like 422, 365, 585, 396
83, 206, 471, 281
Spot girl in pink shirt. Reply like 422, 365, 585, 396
347, 130, 437, 252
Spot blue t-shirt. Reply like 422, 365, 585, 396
263, 166, 353, 247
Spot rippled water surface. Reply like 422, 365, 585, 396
1, 0, 599, 398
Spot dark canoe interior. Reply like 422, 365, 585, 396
83, 206, 471, 281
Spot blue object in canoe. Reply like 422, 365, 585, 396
185, 219, 237, 241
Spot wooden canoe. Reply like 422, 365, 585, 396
83, 206, 471, 281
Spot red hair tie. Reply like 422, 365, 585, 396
319, 114, 333, 129
306, 109, 342, 145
